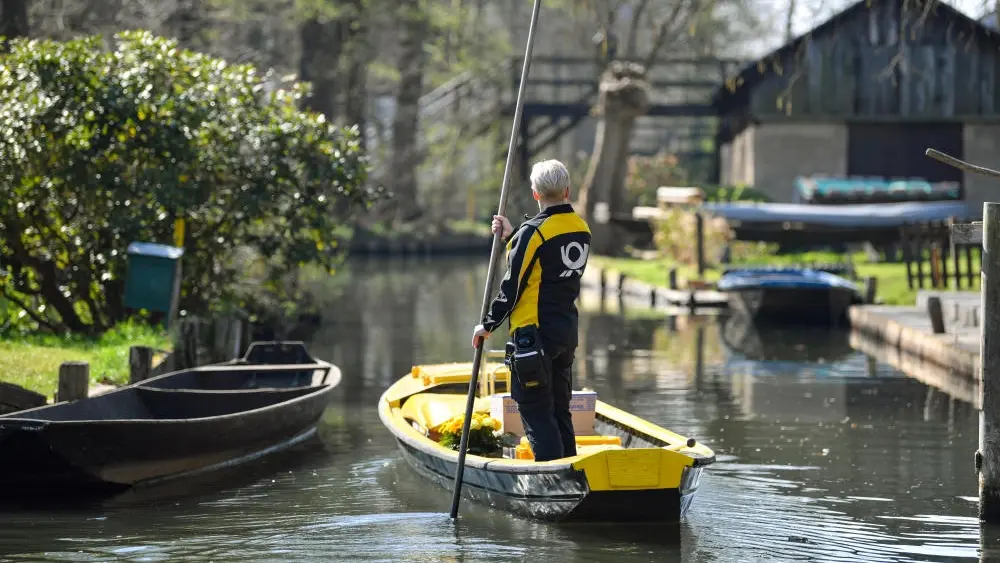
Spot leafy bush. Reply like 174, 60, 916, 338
652, 208, 732, 270
701, 184, 772, 203
0, 31, 379, 335
623, 150, 771, 210
624, 151, 687, 208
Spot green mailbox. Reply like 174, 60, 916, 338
123, 242, 184, 326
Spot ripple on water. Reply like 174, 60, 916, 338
688, 462, 980, 562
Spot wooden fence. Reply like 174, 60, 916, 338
900, 219, 982, 290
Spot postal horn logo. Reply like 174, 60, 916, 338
559, 242, 589, 278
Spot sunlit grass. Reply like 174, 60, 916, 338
0, 320, 170, 398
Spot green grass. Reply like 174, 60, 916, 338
590, 250, 979, 306
0, 321, 171, 398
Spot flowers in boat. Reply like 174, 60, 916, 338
436, 413, 503, 455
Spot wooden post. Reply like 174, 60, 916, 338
695, 212, 705, 278
864, 276, 878, 304
668, 268, 678, 290
931, 244, 942, 288
211, 317, 243, 363
650, 287, 657, 307
174, 317, 201, 370
57, 362, 89, 402
952, 204, 1000, 522
950, 216, 962, 290
927, 296, 946, 334
980, 203, 1000, 522
129, 346, 154, 384
599, 268, 607, 295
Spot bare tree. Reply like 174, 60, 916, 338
567, 0, 739, 255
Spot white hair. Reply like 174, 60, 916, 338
530, 159, 570, 200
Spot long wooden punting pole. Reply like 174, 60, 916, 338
927, 147, 1000, 523
449, 0, 543, 520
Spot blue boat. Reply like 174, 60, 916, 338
717, 267, 863, 326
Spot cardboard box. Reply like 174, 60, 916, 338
489, 391, 597, 437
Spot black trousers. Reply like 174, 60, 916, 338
509, 339, 577, 462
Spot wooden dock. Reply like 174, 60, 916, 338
848, 297, 980, 405
580, 267, 730, 313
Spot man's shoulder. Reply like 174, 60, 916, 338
518, 215, 548, 234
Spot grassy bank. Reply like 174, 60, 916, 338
590, 251, 977, 306
0, 321, 171, 398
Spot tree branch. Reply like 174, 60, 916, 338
643, 0, 697, 70
625, 0, 650, 58
0, 286, 59, 333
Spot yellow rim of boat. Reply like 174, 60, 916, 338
379, 362, 716, 491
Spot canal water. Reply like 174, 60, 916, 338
0, 258, 987, 562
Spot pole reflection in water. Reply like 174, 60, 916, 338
0, 258, 987, 562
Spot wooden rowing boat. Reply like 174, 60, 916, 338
378, 358, 715, 523
0, 341, 340, 500
718, 267, 862, 326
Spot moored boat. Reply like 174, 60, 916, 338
0, 341, 341, 500
378, 359, 715, 523
717, 267, 862, 326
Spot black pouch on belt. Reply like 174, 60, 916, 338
511, 325, 551, 389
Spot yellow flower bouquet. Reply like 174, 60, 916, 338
436, 412, 504, 456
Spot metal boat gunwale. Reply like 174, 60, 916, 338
378, 364, 715, 523
0, 343, 343, 426
0, 383, 335, 427
718, 267, 861, 293
378, 368, 716, 474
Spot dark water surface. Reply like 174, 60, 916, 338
0, 258, 986, 562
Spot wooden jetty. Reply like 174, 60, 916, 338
848, 298, 980, 408
580, 267, 730, 313
848, 300, 980, 380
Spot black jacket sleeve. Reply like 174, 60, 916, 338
481, 224, 538, 333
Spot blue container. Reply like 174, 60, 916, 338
123, 242, 184, 325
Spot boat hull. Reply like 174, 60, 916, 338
392, 434, 703, 522
0, 342, 340, 500
377, 365, 714, 524
727, 286, 857, 326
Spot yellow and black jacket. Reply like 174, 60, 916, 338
481, 203, 592, 347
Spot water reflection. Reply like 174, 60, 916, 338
0, 257, 986, 562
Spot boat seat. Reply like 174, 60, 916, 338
400, 394, 490, 433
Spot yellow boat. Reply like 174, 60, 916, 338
377, 355, 716, 523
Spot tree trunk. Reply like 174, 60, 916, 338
389, 0, 429, 224
577, 61, 650, 256
0, 0, 29, 49
341, 0, 369, 148
299, 18, 344, 120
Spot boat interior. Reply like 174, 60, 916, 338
0, 386, 320, 422
138, 367, 326, 391
387, 354, 713, 463
141, 341, 337, 390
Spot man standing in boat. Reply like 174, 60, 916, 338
471, 159, 592, 462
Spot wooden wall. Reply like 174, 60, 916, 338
745, 0, 1000, 119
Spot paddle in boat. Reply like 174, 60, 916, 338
378, 355, 716, 523
717, 266, 863, 326
0, 341, 340, 500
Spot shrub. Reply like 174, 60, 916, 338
0, 31, 379, 334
